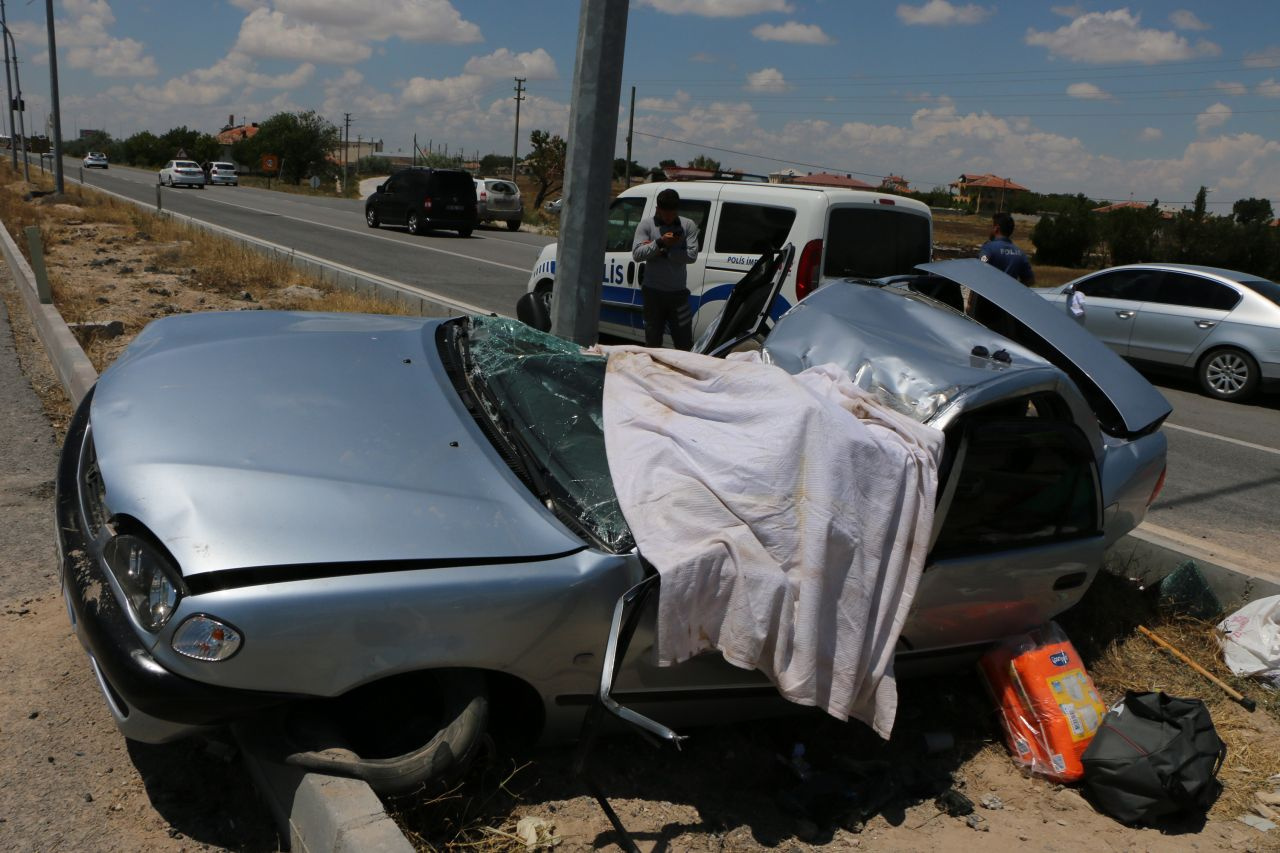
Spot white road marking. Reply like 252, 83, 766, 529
1163, 422, 1280, 457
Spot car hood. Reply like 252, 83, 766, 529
89, 311, 585, 578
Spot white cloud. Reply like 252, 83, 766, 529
637, 91, 692, 111
637, 0, 793, 16
1139, 127, 1163, 141
1066, 82, 1110, 100
131, 50, 314, 108
1214, 81, 1246, 96
271, 0, 482, 42
463, 48, 557, 79
745, 68, 788, 93
897, 1, 992, 26
751, 22, 833, 44
234, 1, 481, 64
1244, 46, 1280, 68
1196, 102, 1231, 133
401, 74, 487, 107
235, 9, 371, 63
1169, 10, 1210, 31
1026, 9, 1220, 64
690, 52, 717, 63
1258, 79, 1280, 98
56, 0, 157, 77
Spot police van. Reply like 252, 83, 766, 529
524, 181, 933, 341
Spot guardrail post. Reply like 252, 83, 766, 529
23, 225, 52, 303
79, 166, 83, 184
155, 184, 162, 212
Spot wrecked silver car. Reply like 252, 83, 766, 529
56, 256, 1169, 792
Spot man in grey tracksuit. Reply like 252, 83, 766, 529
632, 188, 700, 349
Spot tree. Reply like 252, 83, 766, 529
118, 130, 168, 167
613, 157, 644, 181
1191, 185, 1208, 222
525, 129, 566, 208
1233, 197, 1274, 226
1103, 206, 1163, 265
232, 110, 340, 184
659, 159, 676, 168
158, 126, 220, 163
479, 153, 513, 175
688, 154, 720, 172
1030, 195, 1097, 267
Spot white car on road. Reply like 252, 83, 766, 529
158, 160, 206, 189
83, 152, 108, 169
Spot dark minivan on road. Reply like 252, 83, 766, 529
365, 168, 477, 237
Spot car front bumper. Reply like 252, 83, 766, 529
56, 393, 292, 742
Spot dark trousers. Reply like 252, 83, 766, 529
641, 287, 693, 350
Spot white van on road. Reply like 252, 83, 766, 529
524, 181, 933, 341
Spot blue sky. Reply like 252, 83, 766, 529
6, 0, 1280, 208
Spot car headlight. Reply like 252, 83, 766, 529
172, 615, 243, 662
102, 534, 183, 632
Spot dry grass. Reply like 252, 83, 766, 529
1059, 569, 1280, 820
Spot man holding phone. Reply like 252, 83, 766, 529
632, 188, 700, 349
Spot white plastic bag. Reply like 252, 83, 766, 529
1218, 594, 1280, 687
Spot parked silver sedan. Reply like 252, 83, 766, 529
56, 257, 1168, 792
1037, 263, 1280, 401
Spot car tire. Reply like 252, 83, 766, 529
1197, 347, 1260, 402
506, 220, 521, 232
366, 207, 380, 228
270, 670, 490, 795
407, 211, 423, 235
457, 227, 473, 238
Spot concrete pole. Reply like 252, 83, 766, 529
625, 85, 635, 189
511, 77, 525, 183
1, 0, 15, 169
44, 0, 63, 193
551, 0, 629, 346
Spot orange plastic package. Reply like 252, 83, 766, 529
978, 622, 1106, 783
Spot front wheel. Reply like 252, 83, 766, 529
365, 206, 380, 228
1198, 347, 1259, 402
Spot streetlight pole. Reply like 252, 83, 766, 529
1, 0, 15, 170
44, 0, 63, 193
1, 23, 27, 181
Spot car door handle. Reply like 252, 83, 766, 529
1194, 320, 1216, 329
1115, 310, 1135, 319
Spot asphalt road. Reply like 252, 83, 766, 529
67, 159, 552, 316
51, 158, 1280, 572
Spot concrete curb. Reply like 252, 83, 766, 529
0, 208, 417, 851
1110, 525, 1280, 609
0, 218, 97, 406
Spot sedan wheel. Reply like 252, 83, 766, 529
365, 207, 380, 228
1198, 347, 1259, 402
407, 211, 422, 235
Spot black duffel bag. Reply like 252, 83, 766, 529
1081, 691, 1226, 825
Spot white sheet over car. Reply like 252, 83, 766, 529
600, 346, 944, 738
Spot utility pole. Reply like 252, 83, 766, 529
44, 0, 63, 193
342, 112, 351, 190
551, 0, 630, 345
1, 0, 14, 169
511, 76, 525, 183
1, 15, 27, 181
625, 85, 635, 188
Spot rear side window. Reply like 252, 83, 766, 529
1240, 278, 1280, 307
1148, 272, 1240, 311
488, 181, 517, 194
823, 208, 930, 278
678, 199, 711, 239
932, 419, 1100, 558
714, 203, 796, 254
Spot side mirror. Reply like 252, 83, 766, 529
378, 182, 387, 193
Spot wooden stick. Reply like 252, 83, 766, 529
1137, 625, 1256, 713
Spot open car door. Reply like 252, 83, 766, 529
693, 244, 794, 358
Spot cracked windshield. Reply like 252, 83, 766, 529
464, 315, 631, 552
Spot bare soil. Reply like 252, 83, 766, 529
1, 170, 1276, 852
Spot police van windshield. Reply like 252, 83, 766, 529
825, 208, 932, 279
